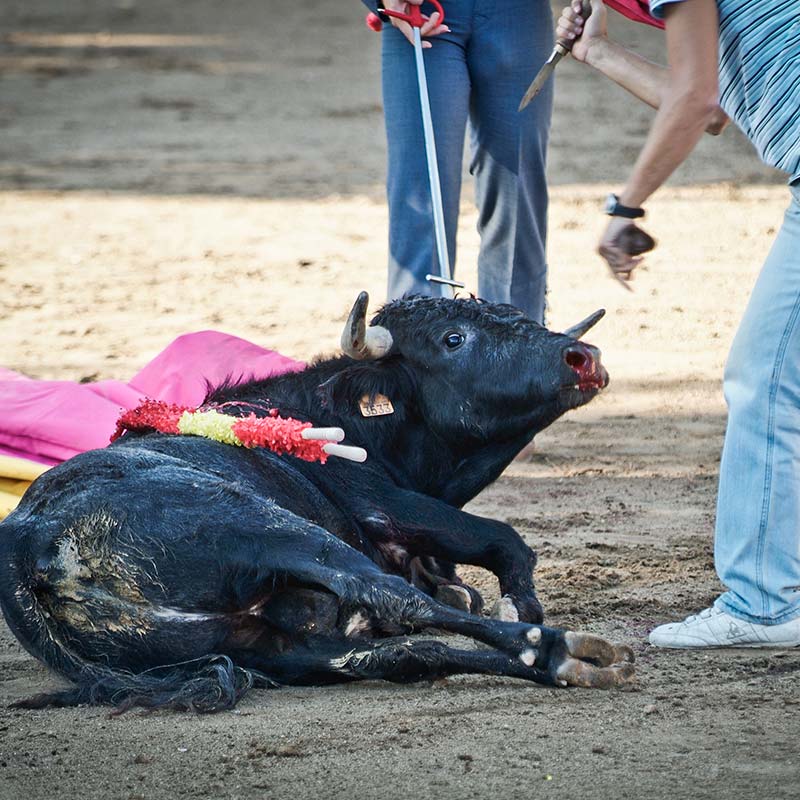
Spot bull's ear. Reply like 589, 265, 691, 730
563, 309, 605, 339
318, 362, 410, 418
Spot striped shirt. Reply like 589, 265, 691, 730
650, 0, 800, 182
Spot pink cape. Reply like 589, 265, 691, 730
0, 331, 304, 466
605, 0, 665, 29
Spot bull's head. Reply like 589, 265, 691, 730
333, 290, 610, 515
340, 292, 607, 442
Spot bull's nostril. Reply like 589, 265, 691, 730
565, 347, 589, 369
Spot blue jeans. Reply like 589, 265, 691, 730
715, 181, 800, 625
380, 0, 554, 322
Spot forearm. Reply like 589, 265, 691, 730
591, 0, 722, 284
618, 88, 715, 207
584, 37, 728, 135
597, 90, 713, 282
618, 0, 721, 207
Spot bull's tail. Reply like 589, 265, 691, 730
0, 518, 271, 713
12, 655, 261, 714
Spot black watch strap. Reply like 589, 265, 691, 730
605, 193, 645, 219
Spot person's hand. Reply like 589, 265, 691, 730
597, 217, 656, 290
556, 0, 608, 63
383, 1, 449, 48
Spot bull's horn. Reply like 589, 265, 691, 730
341, 291, 394, 360
563, 309, 606, 339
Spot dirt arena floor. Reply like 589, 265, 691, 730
0, 2, 798, 799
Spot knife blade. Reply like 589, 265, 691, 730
518, 0, 592, 112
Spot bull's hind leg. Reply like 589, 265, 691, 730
243, 514, 635, 689
341, 578, 635, 688
228, 635, 571, 687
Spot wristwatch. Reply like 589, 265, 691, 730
604, 193, 645, 219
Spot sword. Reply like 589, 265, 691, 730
518, 0, 592, 112
367, 1, 464, 296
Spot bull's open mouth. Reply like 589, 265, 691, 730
560, 370, 609, 402
576, 374, 608, 392
561, 381, 604, 394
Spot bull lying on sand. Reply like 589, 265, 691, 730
0, 293, 634, 712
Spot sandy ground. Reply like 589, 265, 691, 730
0, 2, 798, 799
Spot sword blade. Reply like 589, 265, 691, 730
412, 28, 453, 296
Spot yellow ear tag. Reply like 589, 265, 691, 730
359, 394, 395, 417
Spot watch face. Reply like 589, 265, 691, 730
604, 194, 618, 215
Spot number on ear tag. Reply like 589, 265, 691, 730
359, 394, 395, 417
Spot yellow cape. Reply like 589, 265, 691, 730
0, 455, 50, 520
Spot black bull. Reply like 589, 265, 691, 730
0, 294, 634, 712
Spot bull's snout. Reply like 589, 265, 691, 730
563, 343, 609, 391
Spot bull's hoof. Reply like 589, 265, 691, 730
435, 584, 474, 613
490, 595, 520, 622
554, 632, 637, 689
490, 594, 544, 624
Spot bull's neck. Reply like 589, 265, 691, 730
437, 434, 535, 507
206, 357, 534, 506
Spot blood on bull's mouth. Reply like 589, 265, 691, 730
562, 343, 609, 393
579, 376, 608, 391
562, 377, 608, 394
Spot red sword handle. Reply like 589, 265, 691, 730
366, 1, 445, 32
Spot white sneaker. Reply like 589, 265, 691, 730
649, 606, 800, 649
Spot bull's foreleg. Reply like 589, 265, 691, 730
354, 490, 543, 623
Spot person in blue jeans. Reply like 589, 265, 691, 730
366, 0, 555, 322
558, 0, 800, 648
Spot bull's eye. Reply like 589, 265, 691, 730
443, 331, 465, 349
